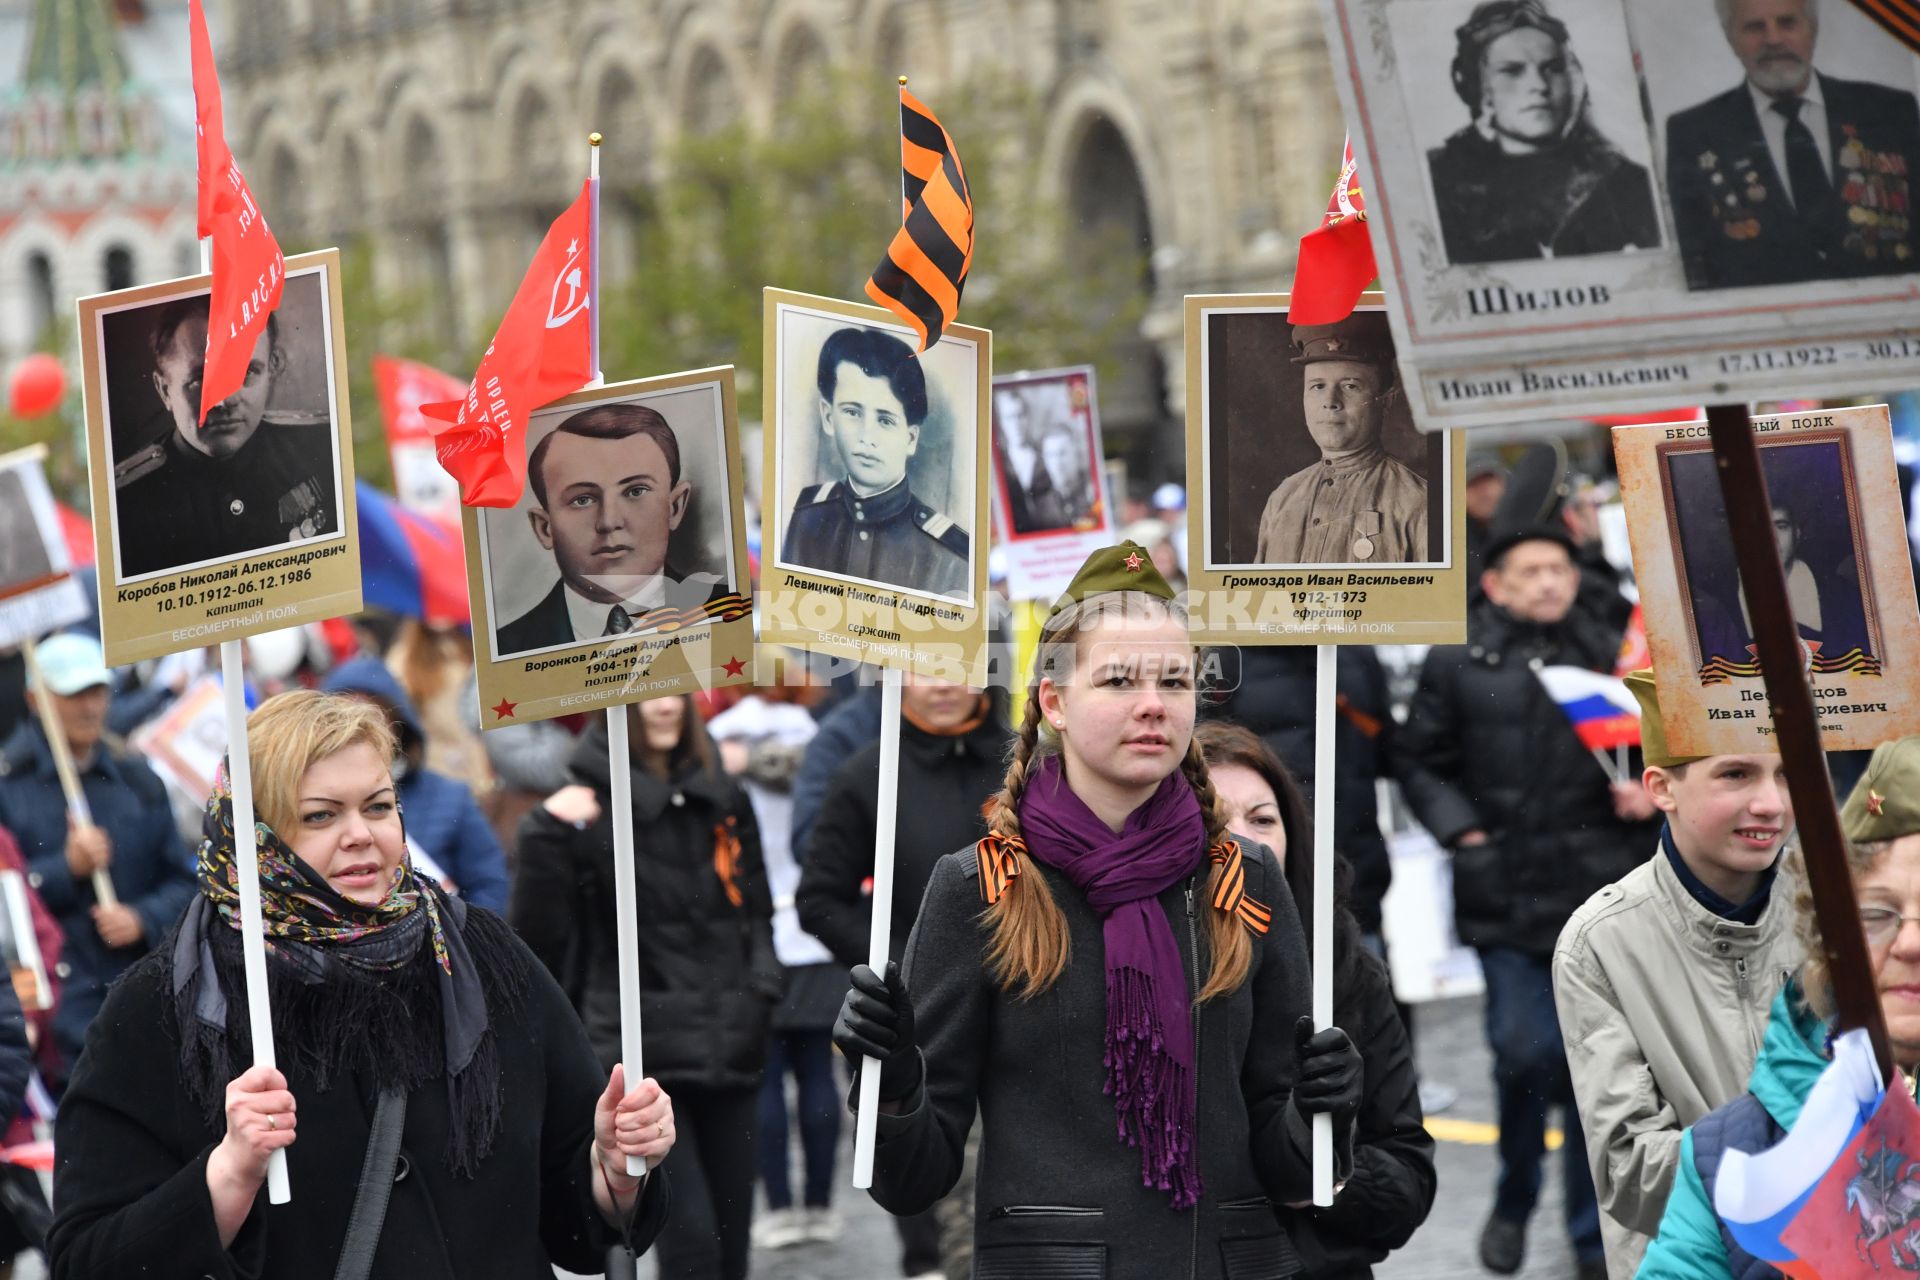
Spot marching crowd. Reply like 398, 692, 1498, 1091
0, 444, 1901, 1280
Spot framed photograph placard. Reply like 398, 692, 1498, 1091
77, 248, 361, 666
0, 445, 90, 650
990, 365, 1115, 603
463, 367, 755, 728
1614, 403, 1920, 755
1318, 0, 1920, 429
759, 288, 991, 682
1183, 292, 1468, 645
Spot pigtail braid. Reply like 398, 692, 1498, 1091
1182, 735, 1253, 1002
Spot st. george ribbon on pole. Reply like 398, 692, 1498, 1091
851, 664, 906, 1189
583, 132, 649, 1179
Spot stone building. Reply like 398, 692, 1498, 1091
219, 0, 1346, 482
0, 0, 197, 369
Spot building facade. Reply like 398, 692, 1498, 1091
219, 0, 1346, 483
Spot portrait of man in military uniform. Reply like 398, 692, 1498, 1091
105, 290, 340, 580
1663, 0, 1920, 290
489, 402, 732, 657
779, 325, 971, 601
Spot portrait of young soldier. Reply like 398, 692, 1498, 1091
1253, 318, 1429, 566
1664, 0, 1920, 290
111, 297, 337, 579
1428, 0, 1661, 264
782, 325, 969, 599
494, 403, 729, 656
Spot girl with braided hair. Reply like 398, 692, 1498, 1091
833, 543, 1364, 1279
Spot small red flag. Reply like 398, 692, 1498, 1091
187, 0, 285, 426
420, 181, 595, 508
373, 355, 467, 518
1288, 136, 1377, 326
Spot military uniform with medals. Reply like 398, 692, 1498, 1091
782, 477, 969, 599
113, 414, 338, 578
1252, 322, 1428, 566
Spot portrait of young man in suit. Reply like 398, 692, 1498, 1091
493, 403, 729, 656
1665, 0, 1920, 290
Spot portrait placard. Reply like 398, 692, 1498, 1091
760, 289, 990, 681
1183, 293, 1467, 645
1318, 0, 1920, 429
990, 366, 1115, 602
78, 248, 360, 666
0, 445, 89, 650
1614, 404, 1920, 755
464, 368, 754, 728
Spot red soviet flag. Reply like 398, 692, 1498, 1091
1288, 136, 1378, 326
188, 0, 285, 425
420, 181, 595, 508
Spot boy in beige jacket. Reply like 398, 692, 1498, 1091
1551, 671, 1802, 1279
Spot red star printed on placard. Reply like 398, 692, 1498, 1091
722, 655, 746, 678
1123, 551, 1145, 572
491, 697, 518, 720
1870, 790, 1887, 817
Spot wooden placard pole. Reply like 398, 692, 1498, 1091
19, 642, 119, 909
1706, 402, 1891, 1077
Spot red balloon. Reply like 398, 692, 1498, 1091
8, 354, 66, 419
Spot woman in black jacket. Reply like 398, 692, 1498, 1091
48, 691, 670, 1280
514, 693, 776, 1280
833, 543, 1365, 1279
1194, 721, 1435, 1277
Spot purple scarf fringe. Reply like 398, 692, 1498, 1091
1106, 964, 1201, 1208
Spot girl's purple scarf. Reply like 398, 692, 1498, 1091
1018, 755, 1209, 1209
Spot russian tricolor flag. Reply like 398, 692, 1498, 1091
1535, 665, 1641, 752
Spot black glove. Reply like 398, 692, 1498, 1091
1293, 1016, 1363, 1125
832, 962, 923, 1102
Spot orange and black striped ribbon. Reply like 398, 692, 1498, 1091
976, 832, 1022, 905
713, 817, 744, 908
1209, 842, 1272, 936
1846, 0, 1920, 53
865, 86, 973, 352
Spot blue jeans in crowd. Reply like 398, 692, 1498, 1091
1477, 946, 1602, 1262
755, 1029, 841, 1210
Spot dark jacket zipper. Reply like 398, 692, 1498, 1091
988, 1204, 1103, 1218
1186, 875, 1201, 1280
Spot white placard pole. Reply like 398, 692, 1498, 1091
1312, 643, 1336, 1207
221, 641, 289, 1203
605, 704, 647, 1176
19, 641, 118, 908
851, 666, 906, 1189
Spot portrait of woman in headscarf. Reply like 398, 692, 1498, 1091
1427, 0, 1663, 264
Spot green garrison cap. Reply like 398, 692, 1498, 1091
1048, 541, 1178, 620
1842, 736, 1920, 844
1290, 316, 1395, 368
1623, 669, 1707, 769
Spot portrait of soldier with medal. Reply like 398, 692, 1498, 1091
1199, 307, 1446, 571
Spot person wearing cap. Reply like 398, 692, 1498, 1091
1398, 525, 1656, 1277
830, 542, 1362, 1277
1254, 320, 1427, 566
1550, 672, 1799, 1278
1639, 735, 1920, 1277
0, 634, 194, 1086
1466, 451, 1508, 582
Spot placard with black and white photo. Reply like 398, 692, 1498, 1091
78, 248, 361, 666
1317, 0, 1920, 429
760, 289, 990, 683
991, 366, 1114, 602
0, 446, 89, 649
464, 368, 755, 728
1184, 293, 1467, 646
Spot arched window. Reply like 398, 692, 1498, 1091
26, 252, 55, 340
103, 244, 135, 291
1065, 117, 1163, 445
682, 47, 739, 137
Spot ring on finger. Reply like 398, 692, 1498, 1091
267, 1114, 278, 1131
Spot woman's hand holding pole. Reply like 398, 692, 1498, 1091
204, 1065, 297, 1248
591, 1064, 674, 1221
833, 961, 923, 1108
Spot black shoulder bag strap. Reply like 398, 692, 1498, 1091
333, 1088, 409, 1280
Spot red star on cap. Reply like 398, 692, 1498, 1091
722, 655, 746, 678
1123, 551, 1145, 572
1870, 789, 1886, 817
491, 697, 518, 720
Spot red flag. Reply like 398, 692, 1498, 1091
1289, 137, 1377, 326
1614, 605, 1651, 678
187, 0, 285, 426
373, 355, 467, 518
1781, 1080, 1920, 1275
420, 181, 594, 508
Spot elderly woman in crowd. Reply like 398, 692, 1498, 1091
1428, 0, 1661, 263
48, 691, 672, 1279
1640, 734, 1920, 1276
